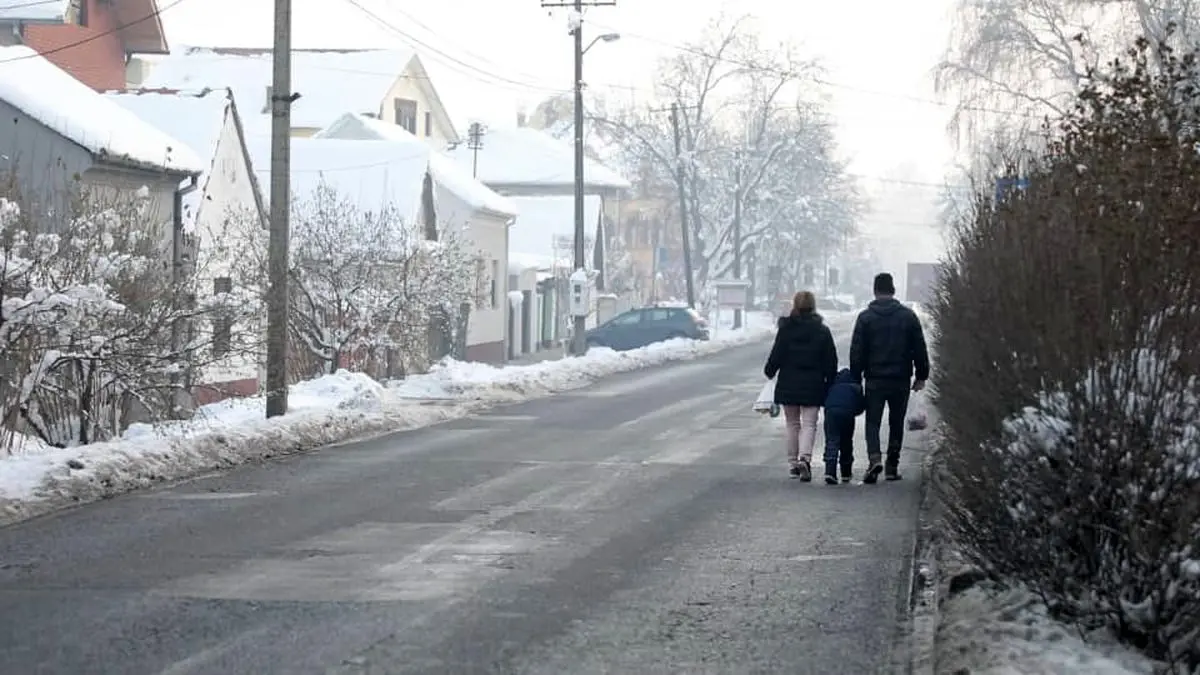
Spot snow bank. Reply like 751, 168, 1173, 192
0, 317, 774, 525
937, 580, 1162, 675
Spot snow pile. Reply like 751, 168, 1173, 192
0, 318, 773, 524
939, 346, 1200, 670
938, 580, 1162, 675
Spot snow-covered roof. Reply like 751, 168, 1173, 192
315, 113, 516, 217
0, 46, 204, 174
104, 87, 263, 228
246, 137, 428, 223
443, 126, 630, 191
142, 47, 414, 134
508, 194, 602, 270
0, 0, 69, 21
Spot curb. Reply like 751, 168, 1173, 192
908, 447, 942, 675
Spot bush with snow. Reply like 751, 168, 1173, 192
221, 179, 476, 381
0, 185, 259, 450
933, 35, 1200, 670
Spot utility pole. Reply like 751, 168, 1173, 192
467, 121, 486, 178
732, 151, 743, 329
265, 0, 294, 418
670, 102, 697, 309
542, 0, 615, 357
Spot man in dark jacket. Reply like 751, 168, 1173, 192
849, 273, 930, 484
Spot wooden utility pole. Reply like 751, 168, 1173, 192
542, 0, 615, 356
265, 0, 294, 418
670, 102, 697, 309
467, 121, 485, 178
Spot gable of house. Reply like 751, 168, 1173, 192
141, 47, 460, 144
443, 126, 630, 195
104, 87, 266, 237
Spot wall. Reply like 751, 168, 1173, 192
21, 0, 127, 90
193, 108, 266, 389
436, 187, 509, 361
0, 100, 93, 217
381, 65, 455, 149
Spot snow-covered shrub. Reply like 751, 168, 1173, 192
225, 179, 475, 380
0, 184, 260, 449
934, 35, 1200, 669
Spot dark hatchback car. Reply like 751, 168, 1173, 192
584, 306, 709, 351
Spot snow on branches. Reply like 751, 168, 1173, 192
590, 15, 862, 295
0, 188, 258, 450
225, 179, 475, 380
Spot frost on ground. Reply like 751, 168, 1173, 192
0, 314, 774, 525
937, 577, 1162, 675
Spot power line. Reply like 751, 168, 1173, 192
339, 0, 565, 93
0, 0, 191, 63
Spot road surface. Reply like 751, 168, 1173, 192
0, 325, 927, 675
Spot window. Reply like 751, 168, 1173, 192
393, 98, 418, 134
646, 308, 673, 323
490, 259, 499, 308
424, 111, 432, 137
211, 277, 233, 358
609, 311, 641, 326
69, 0, 87, 27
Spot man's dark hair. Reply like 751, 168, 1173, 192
873, 273, 896, 296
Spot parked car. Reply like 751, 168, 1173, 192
584, 306, 709, 351
817, 297, 853, 312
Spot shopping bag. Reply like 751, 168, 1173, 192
753, 379, 780, 417
907, 391, 929, 431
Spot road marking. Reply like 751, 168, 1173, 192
468, 414, 540, 422
617, 390, 730, 429
789, 554, 856, 562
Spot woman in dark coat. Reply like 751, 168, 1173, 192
764, 290, 839, 481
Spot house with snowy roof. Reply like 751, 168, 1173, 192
0, 45, 203, 232
0, 0, 169, 90
135, 47, 461, 145
246, 129, 518, 365
104, 87, 267, 401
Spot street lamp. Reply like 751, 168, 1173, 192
570, 27, 619, 357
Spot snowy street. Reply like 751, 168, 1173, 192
0, 330, 927, 674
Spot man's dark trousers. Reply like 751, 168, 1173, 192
822, 411, 855, 476
864, 378, 911, 471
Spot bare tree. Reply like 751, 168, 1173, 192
225, 179, 476, 380
936, 0, 1200, 146
594, 15, 860, 293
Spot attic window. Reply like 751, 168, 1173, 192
394, 98, 417, 134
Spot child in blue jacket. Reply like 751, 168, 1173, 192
823, 367, 866, 484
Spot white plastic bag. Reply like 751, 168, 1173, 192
753, 379, 780, 417
907, 391, 929, 431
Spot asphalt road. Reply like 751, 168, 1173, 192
0, 322, 928, 675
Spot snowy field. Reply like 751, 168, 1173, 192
0, 314, 775, 525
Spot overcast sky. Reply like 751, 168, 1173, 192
160, 0, 956, 262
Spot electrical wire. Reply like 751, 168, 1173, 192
339, 0, 566, 93
0, 0, 191, 63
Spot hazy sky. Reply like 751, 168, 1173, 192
160, 0, 955, 262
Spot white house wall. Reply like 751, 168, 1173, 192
436, 187, 508, 355
194, 110, 267, 388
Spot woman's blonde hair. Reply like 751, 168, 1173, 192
791, 290, 816, 315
